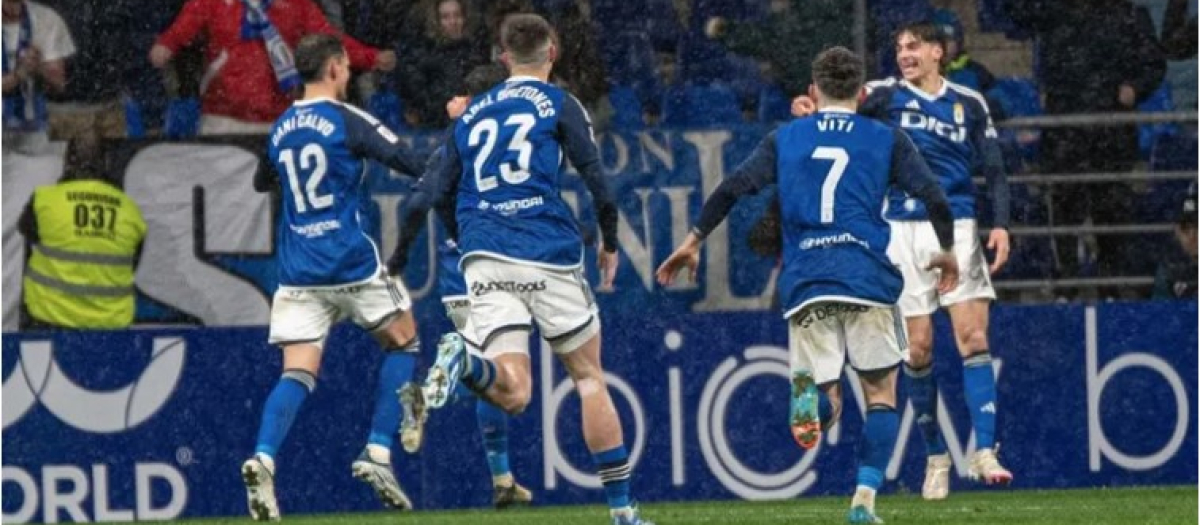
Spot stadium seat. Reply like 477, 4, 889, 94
757, 84, 791, 123
368, 91, 405, 133
608, 86, 646, 129
163, 97, 200, 139
123, 96, 145, 139
660, 82, 742, 127
1137, 84, 1181, 160
986, 77, 1043, 163
978, 0, 1028, 38
1150, 128, 1199, 172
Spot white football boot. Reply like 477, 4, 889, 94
922, 453, 951, 500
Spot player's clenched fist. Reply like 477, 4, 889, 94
791, 95, 816, 117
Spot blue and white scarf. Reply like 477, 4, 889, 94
241, 0, 300, 93
2, 7, 47, 132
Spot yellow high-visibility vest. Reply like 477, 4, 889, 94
23, 179, 146, 328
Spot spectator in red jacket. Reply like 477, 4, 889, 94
148, 0, 396, 135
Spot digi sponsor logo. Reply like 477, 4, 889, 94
900, 111, 966, 143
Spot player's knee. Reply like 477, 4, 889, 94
908, 328, 933, 354
955, 324, 989, 354
907, 336, 934, 368
500, 389, 531, 415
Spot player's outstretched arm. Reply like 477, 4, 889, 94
657, 133, 778, 286
341, 105, 425, 178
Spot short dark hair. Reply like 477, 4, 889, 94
895, 21, 948, 53
465, 64, 509, 96
295, 33, 346, 83
500, 13, 553, 65
811, 46, 865, 101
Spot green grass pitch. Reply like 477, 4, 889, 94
179, 486, 1194, 524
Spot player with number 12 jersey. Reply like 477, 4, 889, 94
243, 34, 425, 522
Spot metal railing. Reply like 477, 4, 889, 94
999, 111, 1197, 128
979, 111, 1196, 295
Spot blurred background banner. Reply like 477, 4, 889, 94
3, 128, 787, 328
2, 302, 1195, 522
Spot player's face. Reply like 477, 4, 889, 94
895, 32, 942, 83
438, 0, 466, 40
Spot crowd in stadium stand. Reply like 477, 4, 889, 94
4, 0, 1198, 309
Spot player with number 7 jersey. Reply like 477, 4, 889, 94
657, 47, 958, 524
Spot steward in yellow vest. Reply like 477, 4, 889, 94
19, 174, 146, 329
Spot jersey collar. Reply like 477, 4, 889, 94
506, 75, 542, 83
293, 97, 340, 106
899, 77, 947, 102
817, 106, 856, 114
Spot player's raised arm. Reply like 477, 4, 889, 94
387, 135, 462, 275
890, 127, 959, 292
970, 98, 1012, 274
655, 131, 778, 286
557, 94, 621, 287
341, 105, 424, 178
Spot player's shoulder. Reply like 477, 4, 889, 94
863, 77, 900, 97
944, 80, 990, 115
332, 100, 382, 126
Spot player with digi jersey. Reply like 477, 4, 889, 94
793, 21, 1014, 498
410, 14, 654, 525
242, 34, 427, 521
658, 47, 958, 524
388, 63, 535, 509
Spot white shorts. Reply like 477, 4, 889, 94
788, 302, 907, 385
268, 271, 412, 348
462, 256, 599, 357
887, 218, 996, 317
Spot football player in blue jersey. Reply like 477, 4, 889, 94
658, 47, 959, 524
241, 34, 427, 521
407, 14, 653, 525
795, 21, 1014, 498
389, 63, 535, 509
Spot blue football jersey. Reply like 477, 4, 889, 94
427, 76, 610, 269
264, 97, 420, 286
691, 108, 948, 317
861, 78, 1002, 223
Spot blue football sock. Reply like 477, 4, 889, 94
857, 404, 899, 491
476, 400, 512, 478
255, 369, 316, 458
463, 353, 497, 392
963, 353, 998, 450
818, 390, 834, 424
367, 344, 418, 449
593, 445, 632, 510
904, 364, 947, 456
